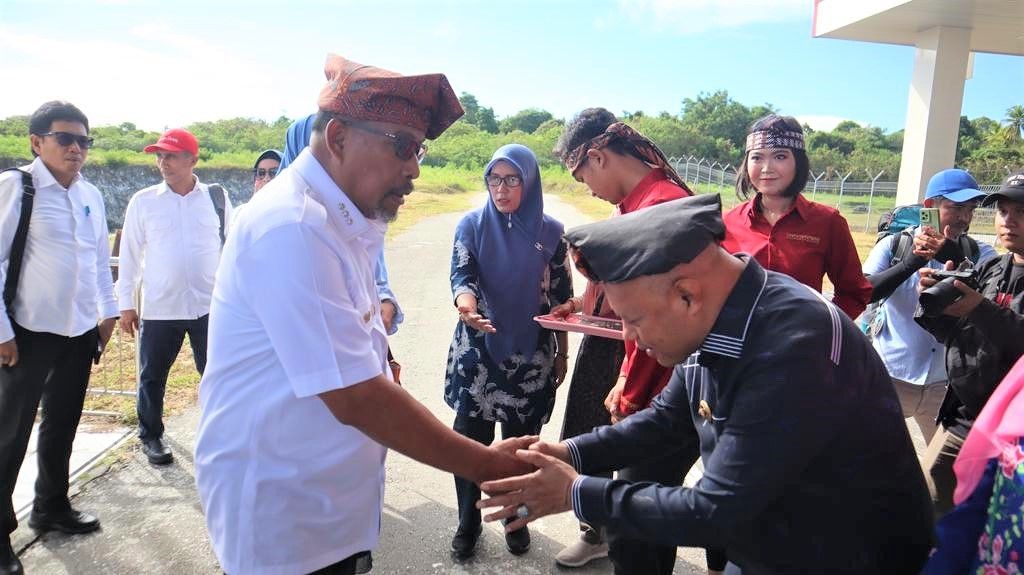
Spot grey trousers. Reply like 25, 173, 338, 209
891, 377, 946, 454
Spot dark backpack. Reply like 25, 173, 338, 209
207, 183, 227, 246
2, 168, 35, 317
875, 204, 922, 243
874, 203, 980, 268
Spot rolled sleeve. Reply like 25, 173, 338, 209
374, 252, 403, 335
115, 194, 143, 311
94, 202, 119, 320
0, 172, 21, 341
241, 224, 384, 398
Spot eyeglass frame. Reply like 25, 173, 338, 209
337, 119, 427, 164
35, 131, 95, 150
253, 167, 279, 180
486, 174, 523, 189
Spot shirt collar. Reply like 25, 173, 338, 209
746, 192, 810, 223
619, 169, 668, 214
699, 255, 768, 360
291, 148, 371, 240
28, 156, 80, 190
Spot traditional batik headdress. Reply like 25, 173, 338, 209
744, 127, 805, 152
564, 122, 688, 189
317, 54, 464, 140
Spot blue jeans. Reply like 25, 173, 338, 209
137, 316, 208, 440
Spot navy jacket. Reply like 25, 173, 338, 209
565, 258, 934, 574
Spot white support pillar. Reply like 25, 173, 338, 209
895, 26, 972, 206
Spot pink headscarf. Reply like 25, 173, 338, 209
953, 355, 1024, 504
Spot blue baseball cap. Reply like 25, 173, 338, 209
925, 169, 986, 204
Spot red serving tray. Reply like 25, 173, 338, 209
534, 313, 624, 340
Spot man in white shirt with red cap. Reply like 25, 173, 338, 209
117, 128, 232, 466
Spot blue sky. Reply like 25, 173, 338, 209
1, 0, 1021, 134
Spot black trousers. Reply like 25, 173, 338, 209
608, 449, 692, 575
137, 316, 208, 440
452, 411, 542, 531
0, 323, 97, 536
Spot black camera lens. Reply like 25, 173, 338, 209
919, 277, 963, 317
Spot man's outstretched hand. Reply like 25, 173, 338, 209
473, 435, 539, 484
476, 447, 578, 532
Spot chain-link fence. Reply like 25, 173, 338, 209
83, 256, 139, 418
668, 156, 1000, 237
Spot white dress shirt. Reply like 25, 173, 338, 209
0, 157, 118, 341
116, 177, 231, 319
195, 149, 391, 575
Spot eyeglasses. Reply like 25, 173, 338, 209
37, 132, 94, 149
569, 246, 601, 282
486, 174, 522, 188
347, 122, 427, 163
253, 167, 279, 180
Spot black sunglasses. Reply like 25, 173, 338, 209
569, 246, 600, 282
38, 131, 94, 149
253, 167, 279, 179
346, 122, 427, 163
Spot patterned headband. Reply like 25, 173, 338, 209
744, 129, 805, 152
563, 122, 688, 189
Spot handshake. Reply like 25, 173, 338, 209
473, 436, 580, 533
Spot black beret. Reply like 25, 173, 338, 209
564, 194, 725, 284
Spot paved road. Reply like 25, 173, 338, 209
14, 194, 707, 574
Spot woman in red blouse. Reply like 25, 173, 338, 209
722, 114, 872, 319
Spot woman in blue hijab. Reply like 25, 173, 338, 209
444, 143, 572, 560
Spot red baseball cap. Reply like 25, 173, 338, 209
144, 128, 199, 156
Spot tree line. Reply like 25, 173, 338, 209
0, 91, 1020, 184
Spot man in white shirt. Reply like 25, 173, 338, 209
117, 128, 231, 466
195, 54, 533, 575
863, 169, 996, 453
0, 101, 118, 575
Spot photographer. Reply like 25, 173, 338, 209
864, 170, 995, 451
916, 170, 1024, 517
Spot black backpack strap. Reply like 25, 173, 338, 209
207, 183, 226, 246
3, 168, 35, 313
888, 229, 915, 268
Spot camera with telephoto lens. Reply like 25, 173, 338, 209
919, 266, 979, 317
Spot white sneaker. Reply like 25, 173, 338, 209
554, 539, 609, 567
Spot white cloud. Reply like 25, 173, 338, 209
615, 0, 808, 33
0, 23, 307, 131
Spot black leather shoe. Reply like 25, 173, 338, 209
450, 524, 481, 560
354, 551, 372, 574
141, 437, 173, 465
27, 509, 100, 535
505, 525, 530, 555
0, 539, 23, 575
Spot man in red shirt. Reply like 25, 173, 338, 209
551, 108, 697, 574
